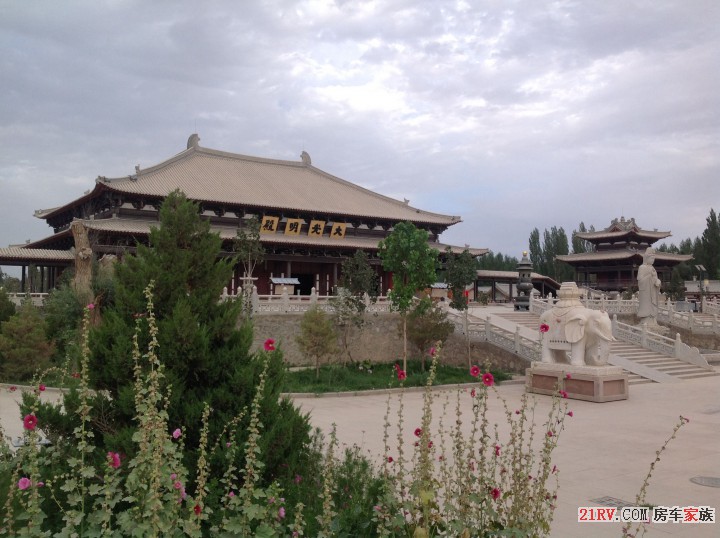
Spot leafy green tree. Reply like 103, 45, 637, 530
444, 247, 478, 311
0, 288, 15, 324
406, 297, 454, 371
698, 208, 720, 279
88, 190, 313, 489
0, 269, 21, 293
332, 250, 380, 363
378, 221, 438, 372
234, 215, 265, 317
477, 251, 519, 271
529, 228, 544, 274
0, 300, 55, 381
296, 306, 339, 379
571, 222, 595, 254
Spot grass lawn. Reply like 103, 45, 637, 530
283, 359, 512, 394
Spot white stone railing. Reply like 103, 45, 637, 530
703, 299, 720, 316
221, 286, 393, 315
6, 292, 49, 307
611, 315, 712, 370
444, 308, 540, 363
531, 294, 720, 335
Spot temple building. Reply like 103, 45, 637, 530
0, 135, 486, 295
556, 217, 692, 293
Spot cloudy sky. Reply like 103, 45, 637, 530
1, 0, 718, 275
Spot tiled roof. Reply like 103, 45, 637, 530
557, 250, 692, 263
0, 247, 74, 263
575, 217, 670, 241
476, 269, 555, 281
25, 218, 484, 255
39, 141, 461, 227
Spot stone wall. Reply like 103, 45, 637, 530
251, 313, 530, 374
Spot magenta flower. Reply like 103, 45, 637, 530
547, 431, 553, 437
87, 303, 95, 310
36, 481, 44, 488
494, 445, 501, 457
565, 373, 572, 379
23, 414, 38, 431
228, 491, 235, 498
194, 504, 202, 515
567, 411, 574, 417
107, 452, 121, 469
18, 477, 31, 490
278, 507, 286, 519
559, 390, 568, 398
264, 338, 275, 351
38, 384, 46, 392
174, 481, 182, 490
539, 323, 549, 333
414, 427, 423, 437
429, 346, 436, 357
470, 365, 481, 378
482, 372, 494, 386
294, 474, 302, 484
397, 369, 407, 381
387, 456, 394, 463
491, 487, 501, 500
9, 385, 17, 392
172, 428, 182, 439
470, 388, 476, 398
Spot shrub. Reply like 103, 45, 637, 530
0, 301, 55, 382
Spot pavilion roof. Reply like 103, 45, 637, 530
36, 136, 461, 227
557, 249, 692, 265
23, 218, 487, 256
0, 247, 74, 266
575, 217, 670, 243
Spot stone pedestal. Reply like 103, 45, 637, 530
526, 363, 628, 403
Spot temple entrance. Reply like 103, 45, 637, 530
292, 273, 315, 295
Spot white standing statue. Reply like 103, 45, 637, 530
539, 282, 615, 366
637, 247, 661, 325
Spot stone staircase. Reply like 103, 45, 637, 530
490, 310, 719, 386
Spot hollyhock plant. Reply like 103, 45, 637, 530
470, 365, 481, 378
482, 372, 494, 386
87, 303, 95, 310
414, 427, 422, 437
107, 452, 121, 469
172, 428, 182, 439
17, 477, 31, 490
194, 504, 202, 515
23, 414, 38, 430
264, 338, 275, 351
429, 346, 436, 357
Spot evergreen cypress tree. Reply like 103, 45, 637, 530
88, 190, 312, 486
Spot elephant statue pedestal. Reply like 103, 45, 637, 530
526, 362, 628, 403
528, 282, 628, 402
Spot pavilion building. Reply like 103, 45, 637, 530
556, 216, 692, 293
0, 134, 487, 295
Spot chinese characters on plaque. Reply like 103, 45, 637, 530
260, 216, 346, 238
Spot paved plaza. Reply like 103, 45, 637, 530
3, 370, 719, 537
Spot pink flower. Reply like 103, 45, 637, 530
470, 388, 476, 398
294, 474, 302, 484
515, 409, 520, 415
107, 452, 121, 469
36, 481, 44, 488
559, 390, 568, 398
470, 365, 481, 378
172, 428, 182, 439
23, 414, 38, 430
429, 347, 436, 357
547, 431, 553, 437
539, 323, 549, 333
397, 369, 406, 381
494, 445, 501, 457
170, 473, 177, 480
387, 456, 394, 463
87, 303, 95, 310
278, 507, 286, 519
226, 442, 232, 448
482, 372, 494, 387
264, 338, 275, 351
174, 481, 182, 490
9, 386, 17, 392
567, 411, 574, 417
18, 477, 31, 490
38, 384, 46, 392
491, 487, 501, 500
71, 372, 81, 379
194, 504, 201, 515
373, 505, 382, 512
565, 373, 572, 379
414, 427, 422, 437
427, 441, 433, 449
228, 491, 235, 498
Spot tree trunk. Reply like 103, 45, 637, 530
403, 315, 408, 373
71, 219, 94, 306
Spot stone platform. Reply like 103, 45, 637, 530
526, 362, 629, 403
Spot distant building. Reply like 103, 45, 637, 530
0, 135, 487, 294
556, 217, 692, 292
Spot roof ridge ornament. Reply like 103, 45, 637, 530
300, 150, 311, 165
187, 133, 200, 149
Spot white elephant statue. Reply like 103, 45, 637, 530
539, 283, 615, 366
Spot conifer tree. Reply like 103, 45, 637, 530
0, 300, 55, 381
88, 190, 312, 485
